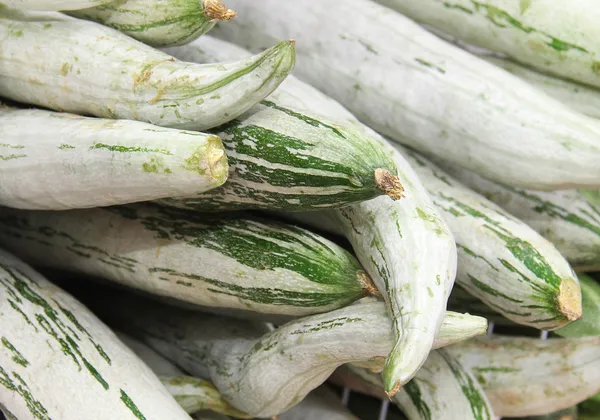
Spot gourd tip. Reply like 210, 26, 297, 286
375, 169, 404, 200
557, 277, 583, 322
204, 0, 237, 20
358, 271, 380, 296
385, 380, 401, 398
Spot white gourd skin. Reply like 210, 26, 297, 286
423, 24, 600, 121
68, 0, 236, 48
438, 161, 600, 271
0, 0, 111, 11
278, 386, 358, 420
0, 204, 373, 316
448, 336, 600, 417
0, 105, 228, 210
169, 36, 458, 395
100, 293, 487, 418
348, 349, 495, 420
0, 249, 192, 420
0, 9, 295, 131
375, 0, 600, 89
211, 0, 600, 191
116, 333, 251, 418
482, 55, 600, 120
400, 147, 582, 329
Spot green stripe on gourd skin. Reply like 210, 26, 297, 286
448, 336, 600, 417
555, 274, 600, 338
159, 101, 402, 211
0, 204, 373, 315
0, 105, 229, 210
91, 288, 486, 418
69, 0, 236, 48
0, 10, 295, 131
347, 349, 493, 420
436, 161, 600, 270
401, 147, 581, 330
0, 249, 191, 420
374, 0, 600, 89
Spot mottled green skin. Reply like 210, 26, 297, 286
348, 349, 493, 420
160, 101, 398, 211
0, 204, 368, 314
404, 148, 578, 329
68, 0, 217, 47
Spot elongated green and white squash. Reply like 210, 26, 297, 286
375, 0, 600, 89
279, 386, 358, 420
0, 0, 111, 11
0, 104, 228, 210
157, 100, 403, 211
94, 290, 487, 418
0, 204, 374, 316
401, 147, 581, 329
212, 0, 600, 190
448, 336, 600, 417
158, 38, 404, 211
117, 333, 251, 418
0, 248, 192, 420
165, 35, 457, 395
0, 9, 295, 131
69, 0, 236, 48
348, 349, 494, 420
438, 162, 600, 271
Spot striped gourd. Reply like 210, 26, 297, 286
95, 290, 487, 418
0, 9, 295, 131
0, 248, 192, 420
0, 104, 228, 210
117, 333, 250, 418
347, 349, 494, 420
68, 0, 236, 48
0, 204, 374, 316
279, 386, 358, 420
401, 147, 582, 330
448, 336, 600, 417
1, 0, 112, 11
438, 162, 600, 271
173, 37, 458, 395
375, 0, 600, 89
157, 100, 403, 211
212, 0, 600, 190
157, 38, 403, 211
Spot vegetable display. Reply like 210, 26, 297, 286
1, 1, 599, 419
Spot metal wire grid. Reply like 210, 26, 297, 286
337, 321, 550, 420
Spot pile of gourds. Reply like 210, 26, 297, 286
0, 0, 599, 419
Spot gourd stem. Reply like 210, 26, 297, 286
374, 169, 405, 200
